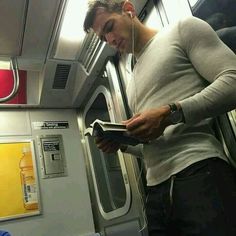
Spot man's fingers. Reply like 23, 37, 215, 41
126, 117, 146, 131
122, 113, 141, 125
95, 138, 120, 153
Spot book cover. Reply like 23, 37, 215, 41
84, 119, 141, 146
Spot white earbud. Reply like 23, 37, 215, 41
127, 11, 132, 18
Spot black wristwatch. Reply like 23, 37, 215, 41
168, 103, 185, 124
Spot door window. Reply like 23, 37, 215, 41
188, 0, 236, 53
84, 86, 131, 220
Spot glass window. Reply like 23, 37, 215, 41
84, 86, 130, 220
143, 4, 163, 30
161, 0, 192, 24
188, 0, 236, 53
188, 0, 199, 7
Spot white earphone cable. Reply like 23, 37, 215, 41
131, 16, 138, 114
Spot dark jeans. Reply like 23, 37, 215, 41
146, 158, 236, 236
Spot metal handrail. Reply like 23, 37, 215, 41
0, 57, 20, 103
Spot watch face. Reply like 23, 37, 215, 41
170, 110, 182, 124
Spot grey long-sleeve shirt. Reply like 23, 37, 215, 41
126, 16, 236, 186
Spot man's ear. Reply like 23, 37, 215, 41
122, 1, 135, 17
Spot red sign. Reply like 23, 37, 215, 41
0, 70, 27, 104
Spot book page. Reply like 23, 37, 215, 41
84, 119, 141, 145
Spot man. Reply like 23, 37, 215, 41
84, 0, 236, 235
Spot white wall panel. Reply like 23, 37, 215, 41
0, 110, 31, 136
0, 109, 95, 236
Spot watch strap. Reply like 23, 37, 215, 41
168, 103, 185, 123
168, 103, 178, 113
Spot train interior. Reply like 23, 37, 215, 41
0, 0, 235, 236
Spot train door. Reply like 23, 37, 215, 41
77, 59, 148, 236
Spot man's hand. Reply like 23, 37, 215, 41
123, 106, 171, 142
95, 137, 121, 153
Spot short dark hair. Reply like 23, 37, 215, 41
83, 0, 125, 33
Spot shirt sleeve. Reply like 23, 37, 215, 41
125, 144, 144, 158
178, 16, 236, 124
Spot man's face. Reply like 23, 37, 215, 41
92, 8, 133, 53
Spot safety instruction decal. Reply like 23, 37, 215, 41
32, 121, 69, 130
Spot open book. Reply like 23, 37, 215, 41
84, 119, 141, 146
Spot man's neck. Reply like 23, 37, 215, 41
134, 23, 158, 57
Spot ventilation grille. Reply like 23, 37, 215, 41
52, 64, 71, 89
78, 32, 104, 73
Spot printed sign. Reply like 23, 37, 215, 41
32, 121, 69, 130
